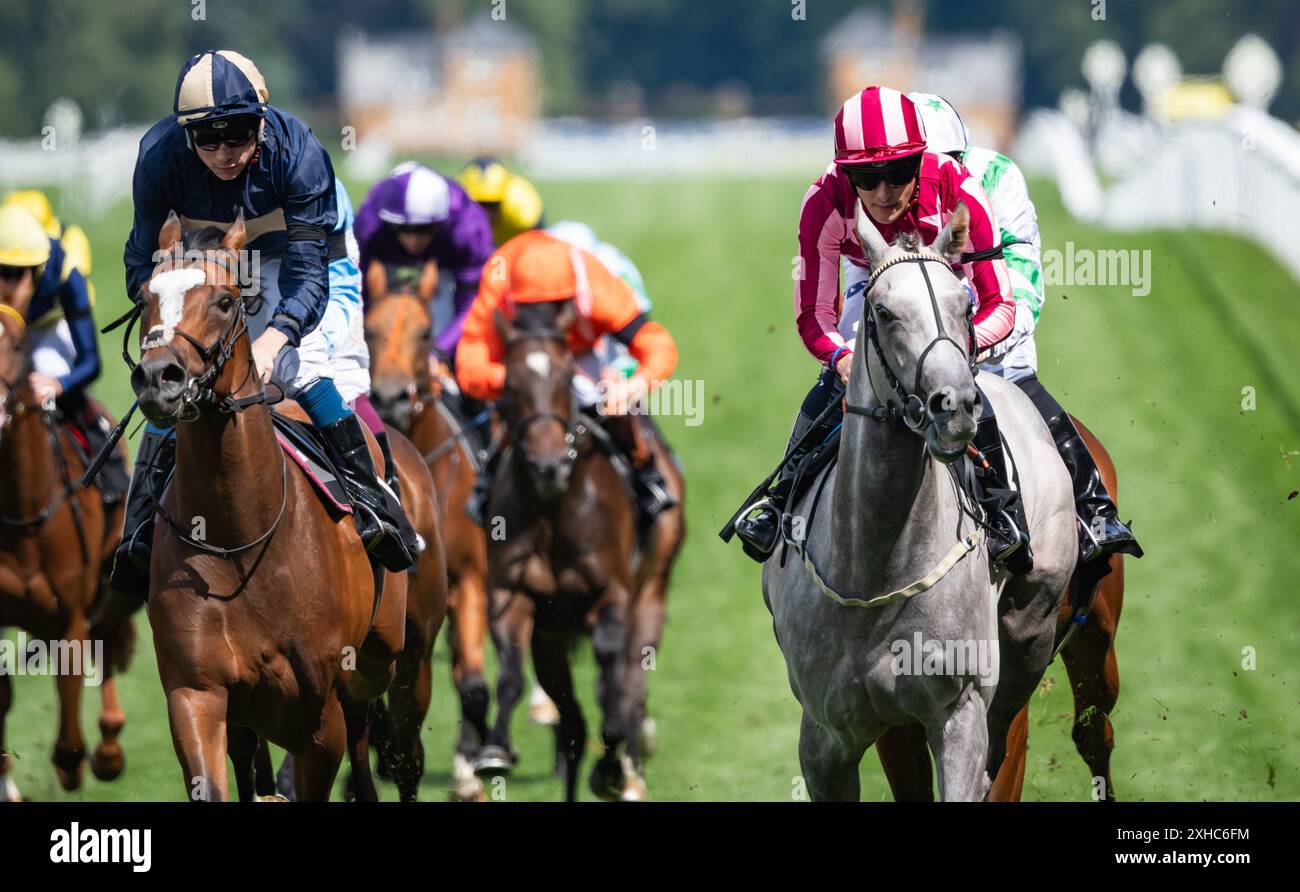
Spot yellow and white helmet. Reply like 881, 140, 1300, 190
2, 190, 59, 237
0, 205, 52, 268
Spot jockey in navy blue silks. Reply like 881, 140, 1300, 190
0, 204, 130, 500
112, 49, 417, 600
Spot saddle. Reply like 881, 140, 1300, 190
268, 411, 352, 517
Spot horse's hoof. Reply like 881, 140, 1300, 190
621, 771, 648, 802
255, 793, 290, 802
0, 775, 21, 803
588, 756, 626, 802
90, 742, 125, 782
450, 753, 487, 802
53, 747, 86, 792
638, 716, 658, 759
473, 745, 515, 778
527, 688, 561, 726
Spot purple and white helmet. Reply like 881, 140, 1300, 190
377, 161, 451, 226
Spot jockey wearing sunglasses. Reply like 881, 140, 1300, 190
731, 86, 1030, 567
116, 50, 420, 601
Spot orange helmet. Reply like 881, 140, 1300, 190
501, 231, 580, 304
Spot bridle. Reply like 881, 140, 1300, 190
114, 251, 277, 422
502, 327, 580, 483
105, 250, 289, 558
844, 249, 977, 433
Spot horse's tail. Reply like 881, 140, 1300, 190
88, 587, 140, 673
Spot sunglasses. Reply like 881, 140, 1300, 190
390, 223, 438, 236
844, 159, 921, 191
191, 127, 257, 151
0, 265, 29, 282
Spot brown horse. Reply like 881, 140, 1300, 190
874, 416, 1125, 801
487, 299, 683, 801
364, 261, 492, 801
0, 307, 133, 800
131, 213, 406, 801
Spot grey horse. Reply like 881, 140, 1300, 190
763, 203, 1076, 801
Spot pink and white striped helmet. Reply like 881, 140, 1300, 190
833, 86, 928, 166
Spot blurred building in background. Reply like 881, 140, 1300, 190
338, 16, 540, 156
822, 2, 1022, 151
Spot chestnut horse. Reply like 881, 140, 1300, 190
487, 299, 681, 801
131, 213, 406, 801
363, 261, 492, 801
0, 306, 133, 801
874, 417, 1126, 801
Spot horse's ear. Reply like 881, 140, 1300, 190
158, 211, 183, 254
418, 260, 439, 302
553, 299, 576, 335
493, 306, 515, 344
932, 202, 971, 261
855, 201, 890, 266
221, 209, 247, 253
366, 261, 388, 300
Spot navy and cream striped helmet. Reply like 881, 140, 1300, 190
173, 50, 269, 127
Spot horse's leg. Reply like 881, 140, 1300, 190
227, 725, 260, 803
875, 723, 934, 801
798, 712, 865, 802
590, 580, 639, 801
51, 610, 89, 791
0, 670, 18, 802
90, 675, 127, 782
385, 623, 434, 802
928, 684, 992, 802
531, 626, 585, 802
89, 588, 135, 782
342, 694, 379, 803
629, 503, 683, 759
166, 687, 230, 801
480, 588, 532, 773
252, 737, 278, 798
450, 570, 491, 793
985, 705, 1029, 801
1063, 557, 1122, 801
294, 695, 347, 802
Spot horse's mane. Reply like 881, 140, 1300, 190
182, 226, 228, 252
894, 231, 924, 254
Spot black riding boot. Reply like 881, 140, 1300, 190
374, 430, 400, 500
318, 414, 418, 572
1046, 412, 1144, 562
972, 410, 1034, 575
634, 462, 677, 524
734, 368, 843, 563
108, 430, 176, 600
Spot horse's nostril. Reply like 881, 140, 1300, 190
159, 364, 186, 387
927, 391, 950, 417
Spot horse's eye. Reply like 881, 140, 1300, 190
874, 303, 895, 323
218, 294, 235, 313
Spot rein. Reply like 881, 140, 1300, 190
793, 249, 986, 608
102, 254, 290, 558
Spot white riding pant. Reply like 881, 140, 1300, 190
248, 256, 371, 403
31, 318, 76, 380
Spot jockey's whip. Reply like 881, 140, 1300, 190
81, 399, 138, 489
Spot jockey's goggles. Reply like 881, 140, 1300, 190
843, 156, 921, 191
189, 119, 258, 150
0, 264, 30, 281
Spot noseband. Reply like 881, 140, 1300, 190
845, 251, 977, 431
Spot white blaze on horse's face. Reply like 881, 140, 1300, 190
524, 350, 552, 379
147, 268, 208, 345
